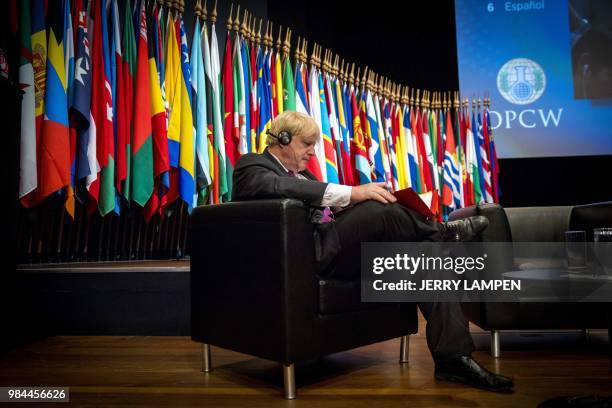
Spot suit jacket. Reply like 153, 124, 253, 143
233, 149, 341, 271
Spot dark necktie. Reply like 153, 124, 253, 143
286, 170, 334, 223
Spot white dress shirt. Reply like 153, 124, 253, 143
268, 151, 352, 207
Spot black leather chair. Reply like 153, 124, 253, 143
449, 202, 612, 358
190, 199, 418, 398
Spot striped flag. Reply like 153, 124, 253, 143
116, 0, 136, 201
335, 76, 354, 186
232, 32, 247, 157
143, 4, 170, 220
274, 48, 283, 115
210, 19, 228, 201
221, 27, 237, 199
282, 52, 296, 111
350, 83, 370, 184
38, 0, 71, 204
479, 110, 494, 203
191, 17, 211, 206
442, 109, 461, 210
324, 73, 343, 183
131, 0, 154, 207
177, 16, 195, 208
240, 35, 252, 153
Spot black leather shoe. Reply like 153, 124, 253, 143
440, 215, 489, 242
435, 356, 514, 392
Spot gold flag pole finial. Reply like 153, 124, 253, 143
240, 9, 247, 37
256, 19, 262, 46
265, 21, 271, 48
232, 5, 240, 32
225, 4, 233, 30
195, 0, 202, 18
361, 66, 368, 90
202, 0, 208, 22
309, 43, 316, 67
349, 63, 356, 85
211, 0, 218, 23
295, 36, 301, 61
248, 13, 254, 42
179, 0, 185, 14
283, 28, 291, 57
276, 25, 282, 51
301, 39, 308, 63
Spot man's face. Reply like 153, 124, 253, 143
287, 133, 317, 171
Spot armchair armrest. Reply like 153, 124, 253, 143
190, 199, 319, 363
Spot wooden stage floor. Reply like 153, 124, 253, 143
1, 321, 610, 407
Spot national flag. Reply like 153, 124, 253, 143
210, 19, 228, 201
478, 110, 494, 203
130, 0, 154, 207
202, 19, 221, 203
318, 72, 339, 183
191, 17, 211, 206
232, 32, 247, 156
257, 48, 273, 153
143, 4, 170, 220
221, 27, 237, 199
38, 0, 71, 204
274, 48, 283, 115
115, 0, 136, 201
240, 35, 251, 154
466, 110, 481, 204
164, 15, 181, 206
308, 66, 327, 181
383, 99, 399, 190
88, 0, 115, 214
249, 36, 259, 153
486, 108, 500, 202
282, 52, 296, 111
335, 75, 354, 186
31, 0, 47, 158
442, 109, 461, 210
19, 0, 37, 205
403, 104, 421, 191
177, 16, 195, 208
324, 73, 343, 183
350, 83, 370, 184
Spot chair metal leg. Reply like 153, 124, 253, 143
581, 328, 590, 344
490, 330, 501, 358
399, 335, 410, 363
202, 343, 211, 373
283, 364, 296, 399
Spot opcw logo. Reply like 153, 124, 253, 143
490, 57, 562, 129
497, 58, 546, 105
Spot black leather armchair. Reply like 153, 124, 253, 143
190, 199, 418, 398
449, 202, 612, 358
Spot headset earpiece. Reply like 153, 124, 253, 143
267, 129, 292, 146
277, 130, 292, 146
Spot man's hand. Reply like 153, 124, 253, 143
350, 182, 397, 204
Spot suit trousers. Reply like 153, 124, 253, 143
327, 200, 475, 360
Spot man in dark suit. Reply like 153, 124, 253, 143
233, 111, 514, 392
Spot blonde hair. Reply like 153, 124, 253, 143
266, 111, 320, 146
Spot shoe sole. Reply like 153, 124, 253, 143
435, 372, 514, 393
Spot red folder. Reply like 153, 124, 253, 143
393, 188, 439, 219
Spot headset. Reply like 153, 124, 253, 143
266, 129, 292, 146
